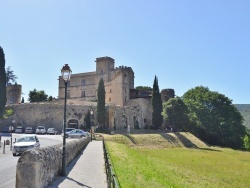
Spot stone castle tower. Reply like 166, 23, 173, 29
58, 56, 134, 107
6, 84, 22, 105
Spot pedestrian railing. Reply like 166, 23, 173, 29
103, 138, 120, 188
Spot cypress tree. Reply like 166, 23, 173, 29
151, 76, 163, 129
0, 46, 6, 118
97, 78, 106, 128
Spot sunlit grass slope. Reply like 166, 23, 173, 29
104, 133, 250, 188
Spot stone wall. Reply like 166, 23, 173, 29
16, 138, 89, 188
0, 98, 153, 131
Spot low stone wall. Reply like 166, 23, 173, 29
16, 138, 90, 188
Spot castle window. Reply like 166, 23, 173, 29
101, 70, 103, 74
82, 79, 85, 86
125, 97, 127, 102
125, 89, 127, 93
110, 89, 112, 93
125, 74, 127, 77
109, 97, 111, 101
81, 90, 85, 97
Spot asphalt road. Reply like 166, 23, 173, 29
0, 133, 74, 188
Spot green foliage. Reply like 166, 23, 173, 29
183, 86, 247, 149
84, 110, 91, 129
28, 89, 48, 102
48, 96, 53, 101
234, 104, 250, 130
97, 78, 106, 127
0, 46, 6, 118
3, 108, 13, 119
135, 86, 152, 91
243, 134, 250, 151
162, 97, 189, 131
21, 97, 24, 103
6, 66, 18, 85
151, 76, 163, 129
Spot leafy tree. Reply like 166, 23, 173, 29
6, 66, 18, 85
97, 78, 106, 128
243, 134, 250, 151
21, 97, 24, 103
151, 76, 163, 129
162, 97, 189, 131
0, 46, 6, 118
183, 86, 247, 149
28, 89, 48, 102
84, 110, 91, 130
135, 86, 152, 91
48, 96, 53, 101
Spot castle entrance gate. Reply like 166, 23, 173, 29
68, 119, 78, 129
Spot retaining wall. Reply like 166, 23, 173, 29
16, 138, 89, 188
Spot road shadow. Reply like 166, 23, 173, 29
46, 148, 91, 188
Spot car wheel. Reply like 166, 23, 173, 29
13, 153, 16, 156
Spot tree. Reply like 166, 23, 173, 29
21, 97, 24, 103
0, 46, 6, 118
97, 78, 106, 128
6, 66, 18, 85
162, 97, 189, 131
243, 134, 250, 151
151, 76, 163, 129
28, 89, 48, 102
84, 110, 91, 130
183, 86, 247, 149
135, 86, 152, 91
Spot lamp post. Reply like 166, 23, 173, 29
90, 109, 93, 141
61, 64, 72, 176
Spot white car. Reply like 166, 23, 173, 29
62, 129, 90, 138
12, 135, 40, 156
36, 126, 46, 134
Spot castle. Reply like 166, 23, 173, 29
1, 56, 175, 132
58, 56, 135, 107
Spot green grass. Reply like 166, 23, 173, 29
104, 133, 250, 188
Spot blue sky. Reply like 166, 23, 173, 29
1, 0, 250, 104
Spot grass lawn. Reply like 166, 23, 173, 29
104, 133, 250, 188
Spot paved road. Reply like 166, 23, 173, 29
0, 134, 76, 188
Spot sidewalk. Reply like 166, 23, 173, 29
47, 140, 107, 188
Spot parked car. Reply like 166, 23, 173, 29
62, 129, 90, 138
47, 128, 58, 135
12, 135, 40, 156
25, 127, 33, 134
61, 128, 76, 135
15, 126, 24, 133
36, 126, 46, 134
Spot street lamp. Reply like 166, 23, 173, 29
61, 64, 72, 176
90, 109, 93, 141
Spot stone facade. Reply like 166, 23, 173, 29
6, 84, 22, 105
58, 57, 134, 107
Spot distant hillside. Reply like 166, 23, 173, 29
235, 104, 250, 130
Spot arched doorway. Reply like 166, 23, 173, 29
68, 119, 79, 129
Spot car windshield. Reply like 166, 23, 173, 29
48, 128, 54, 131
38, 127, 44, 129
26, 128, 32, 130
17, 137, 36, 142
